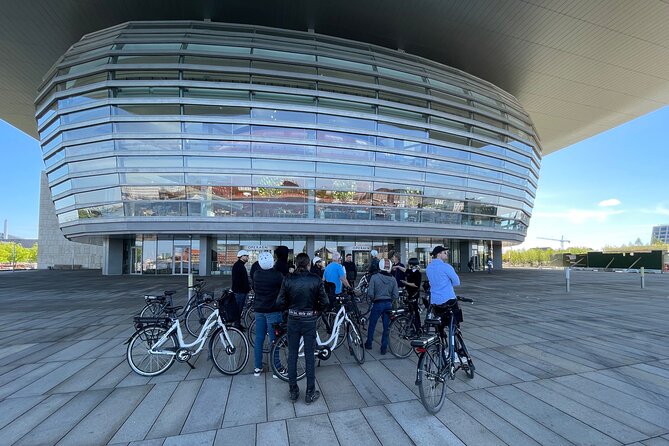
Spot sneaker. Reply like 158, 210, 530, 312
305, 389, 320, 404
364, 343, 372, 350
253, 368, 262, 377
289, 385, 300, 402
273, 366, 286, 379
380, 348, 387, 355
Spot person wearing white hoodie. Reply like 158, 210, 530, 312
364, 258, 399, 354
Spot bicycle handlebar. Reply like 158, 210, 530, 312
456, 296, 474, 304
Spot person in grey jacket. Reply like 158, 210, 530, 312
364, 258, 399, 354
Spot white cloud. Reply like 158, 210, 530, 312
598, 198, 621, 207
533, 208, 623, 225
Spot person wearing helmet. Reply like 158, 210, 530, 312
252, 252, 285, 377
364, 258, 399, 354
231, 249, 251, 330
401, 257, 422, 333
310, 256, 324, 279
368, 249, 380, 275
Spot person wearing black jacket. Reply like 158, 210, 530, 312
310, 256, 324, 279
342, 253, 357, 287
401, 258, 422, 333
274, 245, 290, 276
252, 252, 285, 377
231, 250, 251, 330
276, 253, 329, 404
368, 249, 380, 275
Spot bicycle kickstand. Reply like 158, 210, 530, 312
186, 360, 196, 370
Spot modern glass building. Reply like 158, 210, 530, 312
35, 21, 541, 275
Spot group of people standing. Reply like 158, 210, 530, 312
228, 244, 460, 405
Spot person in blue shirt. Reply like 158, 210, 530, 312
425, 245, 460, 305
323, 252, 350, 294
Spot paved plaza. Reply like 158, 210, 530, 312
0, 268, 668, 445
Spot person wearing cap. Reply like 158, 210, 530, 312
401, 257, 423, 332
368, 249, 380, 275
324, 252, 350, 295
252, 252, 285, 377
426, 246, 460, 306
310, 256, 324, 279
231, 249, 251, 330
364, 258, 399, 354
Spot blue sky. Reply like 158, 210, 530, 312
1, 106, 667, 246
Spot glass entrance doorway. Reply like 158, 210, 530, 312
130, 246, 142, 274
352, 251, 370, 274
173, 245, 191, 275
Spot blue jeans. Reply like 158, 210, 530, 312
366, 300, 392, 351
234, 292, 247, 326
254, 312, 282, 370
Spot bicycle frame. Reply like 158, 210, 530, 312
294, 302, 354, 357
148, 310, 233, 356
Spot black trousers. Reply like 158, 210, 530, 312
287, 316, 318, 390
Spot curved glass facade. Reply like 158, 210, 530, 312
35, 21, 541, 243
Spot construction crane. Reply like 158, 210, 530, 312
537, 236, 571, 250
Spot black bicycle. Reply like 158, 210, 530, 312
387, 295, 424, 358
411, 296, 475, 414
139, 279, 215, 337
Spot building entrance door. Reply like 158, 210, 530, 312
173, 245, 190, 275
353, 251, 370, 274
130, 246, 142, 274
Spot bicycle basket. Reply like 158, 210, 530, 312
217, 289, 239, 323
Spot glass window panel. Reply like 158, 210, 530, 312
376, 152, 426, 167
44, 150, 65, 168
252, 108, 316, 124
430, 89, 468, 104
182, 55, 249, 67
470, 165, 502, 179
378, 122, 427, 139
185, 157, 251, 169
39, 120, 60, 140
317, 68, 375, 85
114, 122, 180, 133
252, 142, 316, 157
252, 126, 316, 139
471, 152, 504, 167
114, 86, 179, 97
69, 157, 116, 173
62, 123, 111, 141
427, 77, 466, 95
504, 148, 530, 164
72, 173, 119, 189
114, 104, 180, 116
42, 134, 63, 153
253, 91, 316, 106
54, 195, 76, 210
378, 106, 426, 122
468, 178, 501, 192
318, 82, 375, 98
124, 201, 186, 216
430, 130, 467, 146
472, 126, 505, 142
500, 185, 524, 197
59, 58, 109, 76
315, 178, 372, 191
184, 122, 233, 134
317, 162, 372, 176
473, 113, 504, 129
253, 187, 307, 202
58, 210, 79, 224
183, 71, 250, 83
424, 187, 465, 200
378, 79, 426, 96
252, 176, 315, 188
77, 203, 124, 219
318, 97, 375, 113
374, 182, 424, 194
317, 130, 375, 146
431, 101, 470, 118
118, 156, 182, 168
252, 60, 317, 75
377, 66, 423, 82
425, 173, 467, 186
114, 70, 178, 80
186, 185, 231, 200
377, 137, 427, 153
117, 43, 182, 51
318, 57, 374, 72
184, 140, 249, 154
431, 115, 468, 131
64, 72, 107, 90
254, 48, 315, 62
318, 114, 375, 131
315, 190, 371, 205
253, 159, 314, 172
508, 138, 533, 154
504, 161, 529, 176
186, 43, 251, 54
58, 90, 108, 108
51, 179, 72, 195
375, 167, 423, 182
317, 147, 374, 162
115, 139, 181, 152
252, 75, 316, 90
65, 140, 114, 157
61, 106, 110, 125
121, 172, 184, 185
183, 105, 250, 118
37, 103, 58, 127
183, 87, 249, 99
76, 187, 122, 204
185, 173, 251, 186
122, 186, 185, 200
115, 54, 180, 64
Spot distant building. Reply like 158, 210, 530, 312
651, 225, 669, 243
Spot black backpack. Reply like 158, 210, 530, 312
218, 289, 239, 323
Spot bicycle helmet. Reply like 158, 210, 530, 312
408, 257, 419, 266
370, 249, 378, 257
312, 256, 322, 265
258, 252, 274, 270
237, 249, 250, 257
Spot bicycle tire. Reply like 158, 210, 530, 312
269, 333, 306, 382
184, 303, 215, 337
127, 325, 177, 377
355, 293, 372, 318
347, 322, 365, 364
417, 343, 446, 414
209, 326, 249, 375
248, 318, 270, 353
243, 307, 255, 328
455, 331, 475, 379
388, 315, 414, 359
139, 302, 163, 317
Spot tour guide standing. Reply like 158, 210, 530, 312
426, 246, 460, 305
323, 252, 350, 294
365, 259, 399, 354
231, 250, 251, 330
252, 252, 284, 377
277, 253, 329, 404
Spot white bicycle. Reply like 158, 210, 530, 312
126, 292, 249, 377
270, 293, 365, 382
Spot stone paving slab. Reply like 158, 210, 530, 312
0, 268, 668, 445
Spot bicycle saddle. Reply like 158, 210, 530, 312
164, 290, 177, 296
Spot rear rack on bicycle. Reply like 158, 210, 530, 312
410, 335, 439, 349
133, 316, 172, 330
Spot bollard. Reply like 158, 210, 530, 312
640, 267, 645, 289
188, 273, 194, 298
566, 267, 570, 293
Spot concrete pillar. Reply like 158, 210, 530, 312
493, 240, 503, 269
102, 237, 123, 275
394, 238, 406, 263
459, 240, 471, 272
306, 236, 315, 258
199, 236, 215, 276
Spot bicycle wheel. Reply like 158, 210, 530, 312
455, 331, 475, 379
209, 326, 249, 375
355, 293, 372, 317
184, 304, 215, 337
270, 333, 306, 382
417, 342, 446, 414
139, 302, 163, 317
127, 325, 176, 377
243, 307, 255, 328
388, 315, 414, 359
346, 322, 365, 364
248, 318, 270, 353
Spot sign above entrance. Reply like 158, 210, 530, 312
244, 245, 272, 251
351, 246, 371, 251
